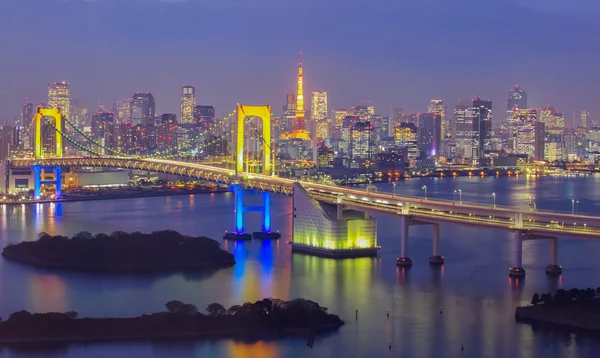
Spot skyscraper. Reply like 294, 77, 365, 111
116, 99, 131, 125
513, 109, 545, 161
417, 113, 442, 158
91, 112, 117, 154
48, 81, 71, 119
349, 121, 374, 163
580, 110, 591, 129
21, 102, 34, 128
180, 86, 196, 125
193, 105, 215, 130
539, 107, 564, 135
311, 91, 327, 121
281, 94, 296, 135
130, 93, 155, 126
507, 86, 527, 122
428, 100, 446, 140
453, 100, 476, 160
472, 97, 492, 163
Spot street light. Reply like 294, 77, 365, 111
392, 182, 396, 197
492, 192, 496, 208
458, 189, 462, 204
422, 185, 427, 200
572, 199, 579, 215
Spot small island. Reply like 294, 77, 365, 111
516, 287, 600, 332
0, 298, 344, 345
2, 230, 235, 273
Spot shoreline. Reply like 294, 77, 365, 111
515, 305, 600, 333
0, 188, 228, 206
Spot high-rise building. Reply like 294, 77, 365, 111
21, 102, 34, 128
472, 98, 492, 163
513, 109, 545, 161
507, 85, 527, 118
157, 114, 178, 152
91, 112, 117, 154
391, 108, 404, 136
315, 120, 329, 141
311, 91, 327, 120
48, 81, 71, 120
394, 123, 419, 160
180, 86, 196, 125
281, 94, 297, 135
317, 144, 334, 168
539, 107, 564, 135
116, 99, 131, 125
349, 121, 374, 163
193, 105, 215, 130
580, 110, 591, 129
418, 113, 442, 158
453, 100, 476, 160
0, 125, 18, 161
428, 100, 446, 139
130, 93, 155, 126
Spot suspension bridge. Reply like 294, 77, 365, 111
6, 104, 600, 278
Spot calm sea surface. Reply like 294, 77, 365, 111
1, 175, 600, 358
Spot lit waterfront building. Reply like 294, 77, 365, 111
513, 109, 545, 161
48, 81, 71, 119
418, 112, 441, 158
130, 93, 155, 127
428, 99, 446, 140
180, 86, 196, 125
539, 107, 565, 135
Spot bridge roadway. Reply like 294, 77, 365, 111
11, 157, 600, 239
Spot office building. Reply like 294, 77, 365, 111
394, 123, 419, 160
428, 100, 446, 139
513, 109, 545, 161
453, 100, 476, 160
0, 126, 18, 161
193, 105, 215, 130
580, 110, 591, 129
21, 102, 34, 128
281, 94, 297, 135
539, 107, 564, 135
349, 121, 374, 163
311, 91, 327, 120
472, 98, 492, 163
130, 93, 155, 126
418, 112, 442, 158
315, 119, 329, 141
180, 86, 196, 125
48, 81, 71, 119
317, 144, 334, 167
91, 112, 117, 154
507, 85, 527, 121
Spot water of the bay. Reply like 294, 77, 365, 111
1, 174, 600, 358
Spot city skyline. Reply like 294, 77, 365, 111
1, 0, 599, 121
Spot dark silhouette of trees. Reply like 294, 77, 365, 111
531, 287, 600, 308
2, 230, 235, 273
0, 299, 344, 344
206, 303, 227, 316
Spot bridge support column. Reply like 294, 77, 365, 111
429, 223, 444, 265
509, 230, 525, 277
545, 238, 562, 276
396, 216, 412, 267
33, 165, 62, 200
224, 185, 280, 241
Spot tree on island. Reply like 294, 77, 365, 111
165, 300, 199, 315
206, 303, 227, 316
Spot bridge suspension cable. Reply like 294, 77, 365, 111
42, 117, 104, 157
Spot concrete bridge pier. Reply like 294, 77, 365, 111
509, 230, 526, 278
545, 238, 562, 276
396, 215, 412, 267
429, 223, 444, 265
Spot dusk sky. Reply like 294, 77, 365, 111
1, 0, 599, 123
